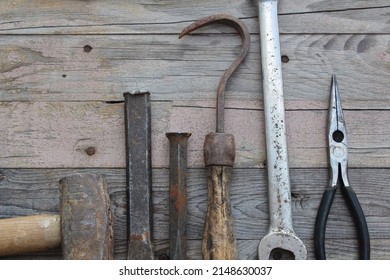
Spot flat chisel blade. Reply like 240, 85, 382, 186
124, 91, 154, 260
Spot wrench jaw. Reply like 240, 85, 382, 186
258, 232, 308, 260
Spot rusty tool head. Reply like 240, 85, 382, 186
60, 173, 114, 260
179, 14, 250, 135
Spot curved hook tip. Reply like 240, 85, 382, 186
178, 14, 250, 133
178, 14, 249, 40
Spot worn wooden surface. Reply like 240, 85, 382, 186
0, 214, 61, 257
0, 0, 389, 259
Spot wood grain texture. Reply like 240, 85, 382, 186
1, 168, 389, 259
0, 1, 388, 34
0, 101, 389, 168
3, 239, 390, 260
0, 214, 61, 257
202, 166, 236, 260
0, 35, 388, 108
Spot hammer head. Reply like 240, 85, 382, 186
60, 174, 114, 260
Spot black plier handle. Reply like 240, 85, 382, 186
314, 185, 370, 259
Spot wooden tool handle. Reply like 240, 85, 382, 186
0, 214, 61, 257
202, 166, 237, 260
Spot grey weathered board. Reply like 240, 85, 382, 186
1, 168, 390, 260
0, 0, 389, 260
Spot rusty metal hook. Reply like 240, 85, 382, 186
179, 14, 250, 133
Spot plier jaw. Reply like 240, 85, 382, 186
328, 75, 350, 188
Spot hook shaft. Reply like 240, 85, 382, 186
179, 14, 250, 133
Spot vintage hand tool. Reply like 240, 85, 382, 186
314, 75, 370, 260
166, 132, 191, 260
253, 0, 307, 259
0, 174, 113, 259
124, 91, 154, 260
179, 14, 250, 260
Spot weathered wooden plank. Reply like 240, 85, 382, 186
184, 238, 390, 260
279, 7, 390, 34
0, 35, 388, 109
0, 102, 389, 168
4, 239, 390, 260
153, 168, 390, 240
1, 168, 388, 240
1, 168, 389, 259
0, 0, 388, 263
3, 239, 390, 260
0, 1, 388, 34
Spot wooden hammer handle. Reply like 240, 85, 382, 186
0, 214, 61, 257
202, 166, 237, 260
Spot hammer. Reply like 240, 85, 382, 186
0, 174, 114, 259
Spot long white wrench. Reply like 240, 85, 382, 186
254, 0, 307, 260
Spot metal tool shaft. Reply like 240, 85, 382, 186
166, 132, 191, 260
258, 0, 292, 234
254, 0, 307, 259
124, 91, 154, 260
179, 14, 250, 134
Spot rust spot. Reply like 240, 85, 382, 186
170, 184, 187, 210
130, 232, 150, 241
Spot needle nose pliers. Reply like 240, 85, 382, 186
314, 75, 370, 260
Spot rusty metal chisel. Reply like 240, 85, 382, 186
166, 132, 191, 260
124, 91, 154, 260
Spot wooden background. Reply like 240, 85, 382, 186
0, 0, 389, 260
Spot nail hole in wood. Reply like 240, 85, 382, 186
281, 55, 289, 63
85, 147, 96, 156
84, 45, 93, 53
